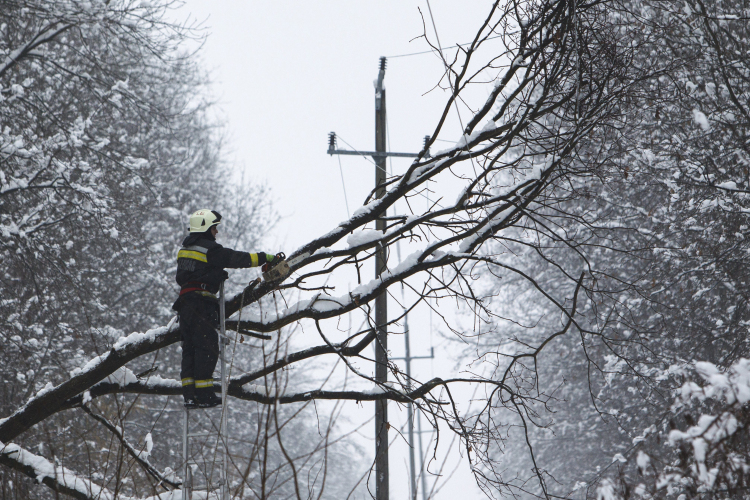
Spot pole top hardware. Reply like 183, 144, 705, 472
375, 57, 387, 110
328, 57, 426, 160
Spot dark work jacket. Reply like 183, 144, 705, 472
175, 233, 269, 295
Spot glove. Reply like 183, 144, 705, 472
271, 252, 285, 265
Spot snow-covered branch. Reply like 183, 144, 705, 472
0, 22, 72, 79
0, 441, 117, 500
61, 372, 515, 407
0, 325, 179, 442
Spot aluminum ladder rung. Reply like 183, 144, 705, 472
185, 405, 223, 411
187, 432, 219, 438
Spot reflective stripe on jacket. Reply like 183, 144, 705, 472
175, 233, 273, 295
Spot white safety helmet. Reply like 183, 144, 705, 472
188, 209, 222, 233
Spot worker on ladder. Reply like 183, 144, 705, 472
174, 208, 282, 408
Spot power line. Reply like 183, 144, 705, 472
334, 132, 446, 210
425, 0, 445, 65
424, 0, 479, 179
387, 34, 503, 59
336, 134, 378, 168
337, 154, 351, 218
425, 0, 465, 135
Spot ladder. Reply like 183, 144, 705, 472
181, 281, 230, 500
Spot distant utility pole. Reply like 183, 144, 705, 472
392, 300, 434, 500
327, 56, 420, 500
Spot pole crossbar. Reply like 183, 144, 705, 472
327, 148, 419, 158
392, 354, 434, 361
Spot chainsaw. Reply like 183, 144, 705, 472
261, 252, 290, 282
260, 251, 309, 283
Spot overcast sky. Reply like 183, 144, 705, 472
176, 2, 498, 497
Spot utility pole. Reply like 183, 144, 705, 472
417, 411, 430, 500
392, 305, 434, 500
373, 56, 390, 500
327, 56, 425, 500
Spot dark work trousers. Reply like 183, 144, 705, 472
179, 294, 219, 402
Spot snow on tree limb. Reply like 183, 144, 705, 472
0, 441, 117, 500
0, 325, 178, 442
59, 332, 378, 409
62, 373, 515, 407
0, 22, 73, 79
1, 440, 184, 500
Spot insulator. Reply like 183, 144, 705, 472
423, 135, 432, 158
379, 57, 387, 71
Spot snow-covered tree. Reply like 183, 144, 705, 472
595, 359, 750, 500
1, 1, 345, 499
470, 0, 750, 495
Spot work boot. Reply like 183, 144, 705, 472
182, 379, 196, 408
197, 392, 222, 408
